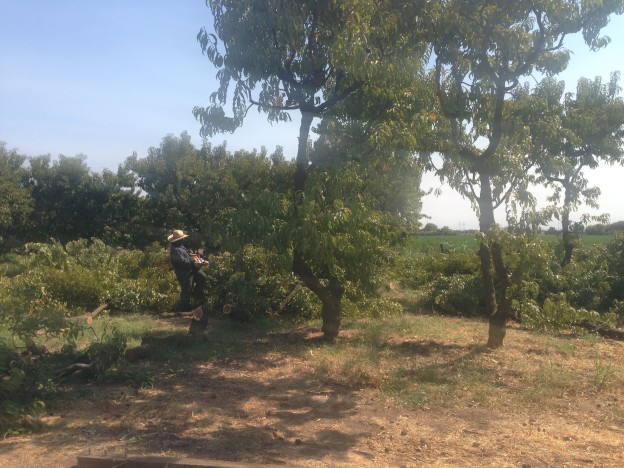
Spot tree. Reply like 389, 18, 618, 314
608, 220, 624, 232
422, 223, 439, 233
585, 223, 607, 235
306, 113, 426, 291
124, 132, 200, 236
418, 0, 623, 347
524, 74, 624, 266
24, 153, 148, 247
0, 143, 32, 250
26, 154, 100, 243
193, 0, 424, 340
124, 133, 292, 249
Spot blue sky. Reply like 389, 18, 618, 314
1, 1, 623, 228
1, 0, 298, 167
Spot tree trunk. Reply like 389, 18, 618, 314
292, 251, 344, 342
320, 284, 343, 342
291, 108, 343, 341
489, 242, 512, 348
561, 182, 573, 267
293, 110, 314, 193
477, 172, 510, 348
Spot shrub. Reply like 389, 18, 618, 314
0, 318, 130, 437
0, 341, 47, 437
1, 295, 83, 344
606, 235, 624, 305
432, 274, 483, 316
394, 250, 482, 315
38, 265, 105, 309
200, 244, 318, 321
107, 278, 176, 312
1, 240, 179, 320
343, 296, 403, 319
85, 324, 127, 374
521, 293, 616, 332
561, 245, 610, 310
608, 300, 624, 327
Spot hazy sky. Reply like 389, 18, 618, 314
1, 1, 623, 229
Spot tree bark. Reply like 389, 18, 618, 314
293, 110, 314, 193
489, 242, 512, 348
292, 251, 344, 342
291, 108, 343, 341
477, 172, 511, 348
561, 180, 574, 267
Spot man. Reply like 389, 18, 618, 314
168, 229, 207, 312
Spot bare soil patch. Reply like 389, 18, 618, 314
2, 316, 624, 467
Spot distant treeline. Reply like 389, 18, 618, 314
577, 221, 624, 235
420, 222, 624, 236
0, 135, 294, 251
0, 132, 422, 252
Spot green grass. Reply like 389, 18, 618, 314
305, 312, 624, 410
406, 234, 480, 253
406, 233, 615, 253
579, 234, 618, 245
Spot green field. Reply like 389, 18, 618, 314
406, 234, 616, 253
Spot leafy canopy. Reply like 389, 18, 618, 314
193, 0, 412, 136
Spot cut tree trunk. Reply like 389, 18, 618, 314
188, 306, 209, 335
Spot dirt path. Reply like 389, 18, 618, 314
2, 323, 624, 467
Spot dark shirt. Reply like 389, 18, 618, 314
169, 242, 195, 280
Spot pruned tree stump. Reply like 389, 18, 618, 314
188, 306, 209, 335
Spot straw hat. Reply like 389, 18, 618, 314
167, 229, 189, 242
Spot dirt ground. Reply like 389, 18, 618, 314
1, 318, 624, 467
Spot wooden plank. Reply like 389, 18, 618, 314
76, 454, 280, 468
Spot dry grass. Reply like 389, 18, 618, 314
307, 314, 624, 416
2, 312, 624, 467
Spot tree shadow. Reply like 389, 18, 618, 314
1, 318, 374, 466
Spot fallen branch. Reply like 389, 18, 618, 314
55, 362, 95, 378
21, 304, 109, 356
270, 284, 303, 316
575, 320, 624, 340
70, 303, 109, 324
124, 345, 152, 362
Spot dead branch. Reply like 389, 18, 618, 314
576, 320, 624, 340
270, 284, 303, 316
55, 362, 94, 378
70, 303, 109, 324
